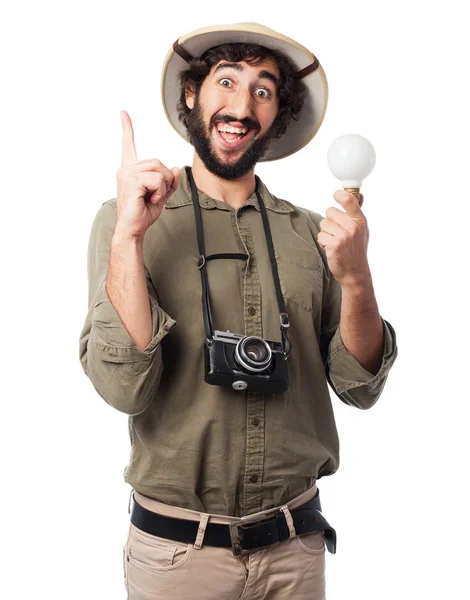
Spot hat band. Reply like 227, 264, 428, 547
297, 57, 319, 79
173, 40, 194, 63
172, 40, 319, 79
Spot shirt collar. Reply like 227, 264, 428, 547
165, 166, 294, 214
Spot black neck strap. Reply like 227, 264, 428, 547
187, 167, 291, 358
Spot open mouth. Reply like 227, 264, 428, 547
213, 121, 257, 150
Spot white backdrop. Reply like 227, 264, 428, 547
2, 1, 469, 599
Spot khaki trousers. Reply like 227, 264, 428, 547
122, 483, 327, 600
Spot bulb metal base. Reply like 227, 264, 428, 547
344, 187, 361, 200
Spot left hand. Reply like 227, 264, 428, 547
317, 190, 371, 288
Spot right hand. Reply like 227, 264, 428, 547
115, 110, 180, 239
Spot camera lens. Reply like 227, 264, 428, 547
245, 340, 269, 362
235, 336, 272, 373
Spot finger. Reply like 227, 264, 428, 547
129, 158, 169, 173
319, 217, 345, 237
358, 193, 364, 208
123, 159, 175, 200
148, 182, 168, 204
333, 190, 364, 218
317, 231, 333, 249
149, 160, 177, 195
131, 158, 176, 196
169, 167, 181, 196
121, 110, 138, 167
133, 171, 168, 199
324, 207, 357, 233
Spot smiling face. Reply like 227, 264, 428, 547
184, 57, 281, 180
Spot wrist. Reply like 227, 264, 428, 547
340, 269, 373, 293
112, 228, 145, 248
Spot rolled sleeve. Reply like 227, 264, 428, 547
79, 200, 176, 415
326, 318, 398, 409
90, 279, 176, 363
308, 206, 398, 411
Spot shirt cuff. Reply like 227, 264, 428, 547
90, 280, 176, 363
327, 318, 397, 394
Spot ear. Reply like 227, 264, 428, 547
185, 83, 196, 110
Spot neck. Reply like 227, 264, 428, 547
190, 153, 256, 210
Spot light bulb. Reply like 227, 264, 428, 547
327, 134, 376, 200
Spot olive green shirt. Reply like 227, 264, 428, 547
79, 166, 397, 517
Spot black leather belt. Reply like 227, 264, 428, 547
130, 489, 337, 556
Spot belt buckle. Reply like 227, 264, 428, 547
229, 513, 269, 557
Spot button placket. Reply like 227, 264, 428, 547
235, 209, 265, 516
235, 209, 262, 339
244, 390, 265, 514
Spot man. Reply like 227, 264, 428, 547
79, 22, 397, 600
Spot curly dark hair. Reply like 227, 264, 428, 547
177, 43, 306, 141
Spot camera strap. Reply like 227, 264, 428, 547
187, 166, 291, 359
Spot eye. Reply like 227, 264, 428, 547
255, 88, 271, 99
219, 78, 233, 87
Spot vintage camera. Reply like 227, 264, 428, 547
188, 166, 291, 396
204, 330, 288, 395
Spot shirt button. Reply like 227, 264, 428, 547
253, 418, 260, 427
249, 475, 258, 483
248, 306, 256, 316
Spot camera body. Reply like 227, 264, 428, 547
204, 330, 288, 395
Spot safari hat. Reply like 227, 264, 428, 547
161, 22, 328, 162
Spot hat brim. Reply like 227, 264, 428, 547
161, 23, 328, 162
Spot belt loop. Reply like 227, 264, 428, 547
193, 513, 210, 550
280, 505, 296, 539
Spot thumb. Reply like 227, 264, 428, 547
169, 167, 181, 196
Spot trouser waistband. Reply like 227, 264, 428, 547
131, 484, 318, 524
128, 483, 337, 555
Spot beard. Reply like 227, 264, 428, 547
184, 94, 278, 180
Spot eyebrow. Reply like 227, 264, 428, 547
213, 62, 279, 87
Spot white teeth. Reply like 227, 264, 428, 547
224, 135, 244, 143
217, 124, 248, 134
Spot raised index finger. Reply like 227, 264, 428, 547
120, 110, 138, 166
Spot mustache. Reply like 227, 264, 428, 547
211, 115, 260, 131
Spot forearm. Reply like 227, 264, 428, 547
339, 274, 384, 375
106, 231, 153, 351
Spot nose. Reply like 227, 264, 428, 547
227, 87, 254, 123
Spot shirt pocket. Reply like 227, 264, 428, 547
275, 245, 324, 313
